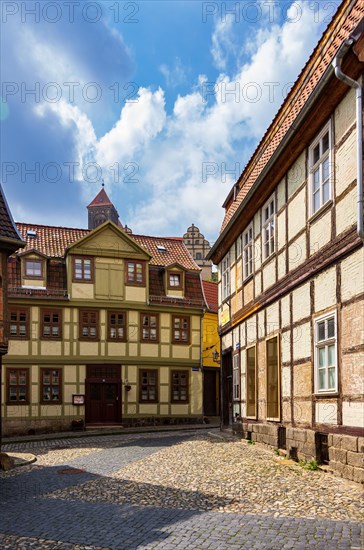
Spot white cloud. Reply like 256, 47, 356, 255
96, 87, 166, 168
159, 58, 189, 88
211, 15, 237, 71
33, 0, 325, 241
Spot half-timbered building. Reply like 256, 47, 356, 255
208, 0, 364, 483
2, 189, 206, 435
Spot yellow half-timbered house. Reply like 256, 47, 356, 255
2, 189, 206, 435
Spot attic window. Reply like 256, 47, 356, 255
26, 230, 37, 238
157, 245, 167, 252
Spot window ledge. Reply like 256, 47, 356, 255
309, 199, 333, 225
314, 392, 339, 398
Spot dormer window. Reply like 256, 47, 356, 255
167, 268, 184, 292
25, 259, 43, 278
72, 257, 94, 283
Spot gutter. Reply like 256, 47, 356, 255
332, 36, 364, 242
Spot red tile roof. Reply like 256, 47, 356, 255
16, 223, 89, 258
132, 234, 200, 271
0, 185, 24, 245
15, 223, 200, 271
202, 280, 218, 313
87, 188, 113, 208
220, 0, 364, 234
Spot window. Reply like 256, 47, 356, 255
41, 309, 62, 339
309, 122, 332, 214
167, 269, 184, 291
246, 346, 257, 418
41, 368, 62, 403
7, 368, 28, 404
172, 316, 190, 344
236, 235, 242, 259
195, 252, 202, 260
171, 370, 189, 402
243, 223, 254, 279
79, 310, 99, 340
9, 308, 29, 339
266, 336, 280, 420
169, 273, 181, 287
108, 311, 126, 341
139, 369, 158, 402
233, 353, 240, 400
126, 261, 145, 285
263, 195, 275, 260
221, 254, 230, 301
315, 312, 337, 393
141, 313, 159, 342
73, 257, 93, 282
25, 259, 43, 278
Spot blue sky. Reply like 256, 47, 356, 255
1, 0, 336, 243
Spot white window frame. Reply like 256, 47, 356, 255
309, 120, 332, 216
262, 194, 276, 261
236, 235, 242, 259
314, 310, 338, 394
243, 223, 254, 280
221, 253, 230, 301
233, 353, 240, 401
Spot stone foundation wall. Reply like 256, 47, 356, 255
240, 422, 364, 484
328, 434, 364, 485
2, 418, 75, 437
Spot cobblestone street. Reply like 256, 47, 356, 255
1, 430, 363, 549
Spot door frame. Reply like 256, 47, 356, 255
85, 364, 122, 424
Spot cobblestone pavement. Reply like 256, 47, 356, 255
1, 430, 363, 549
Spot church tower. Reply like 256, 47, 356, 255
87, 185, 120, 230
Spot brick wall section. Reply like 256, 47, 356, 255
240, 422, 364, 485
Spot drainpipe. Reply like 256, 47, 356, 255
332, 39, 364, 242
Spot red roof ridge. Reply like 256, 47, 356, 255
16, 221, 89, 232
132, 234, 183, 241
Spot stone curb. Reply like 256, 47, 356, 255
2, 423, 221, 445
4, 452, 37, 469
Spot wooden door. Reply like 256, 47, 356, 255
85, 381, 121, 423
221, 350, 233, 426
203, 369, 218, 416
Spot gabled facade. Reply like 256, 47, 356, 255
2, 192, 206, 435
208, 1, 364, 484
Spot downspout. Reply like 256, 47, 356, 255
332, 39, 364, 242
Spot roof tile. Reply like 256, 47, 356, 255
15, 223, 200, 271
202, 280, 218, 313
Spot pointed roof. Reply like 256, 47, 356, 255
87, 188, 113, 208
0, 184, 25, 250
